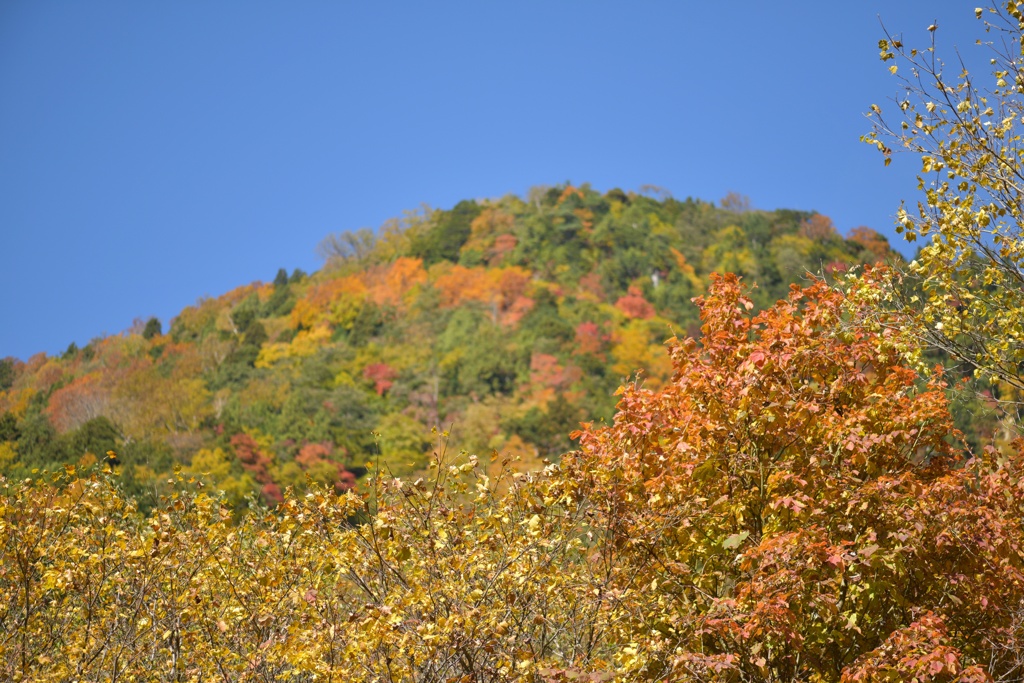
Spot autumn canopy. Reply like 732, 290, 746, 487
2, 273, 1023, 681
6, 2, 1024, 681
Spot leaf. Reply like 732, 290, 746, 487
722, 531, 749, 550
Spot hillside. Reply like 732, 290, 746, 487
0, 184, 896, 510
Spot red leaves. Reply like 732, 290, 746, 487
529, 353, 579, 392
841, 613, 987, 683
295, 441, 356, 494
573, 321, 607, 357
363, 362, 396, 395
231, 433, 273, 485
614, 286, 655, 320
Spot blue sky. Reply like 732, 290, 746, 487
0, 1, 981, 360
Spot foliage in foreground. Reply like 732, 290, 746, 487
3, 275, 1023, 682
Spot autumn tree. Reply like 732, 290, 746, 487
564, 274, 1024, 680
44, 372, 111, 433
863, 3, 1024, 401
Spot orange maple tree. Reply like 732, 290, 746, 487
563, 273, 1024, 680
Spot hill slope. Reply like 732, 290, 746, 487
0, 185, 895, 509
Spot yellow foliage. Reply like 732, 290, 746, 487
0, 441, 16, 469
188, 447, 232, 479
291, 275, 368, 330
255, 325, 332, 368
610, 320, 672, 385
0, 459, 632, 681
703, 225, 759, 278
863, 5, 1024, 405
113, 365, 212, 439
0, 386, 30, 418
461, 206, 515, 257
284, 325, 331, 358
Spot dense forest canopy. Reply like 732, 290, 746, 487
3, 272, 1022, 681
0, 184, 897, 509
9, 4, 1024, 679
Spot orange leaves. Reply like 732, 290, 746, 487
432, 264, 494, 307
566, 272, 1024, 680
431, 264, 534, 324
556, 184, 585, 205
294, 441, 355, 493
362, 256, 427, 308
44, 371, 110, 432
5, 261, 1024, 681
613, 286, 655, 320
490, 232, 518, 262
290, 258, 428, 330
799, 213, 839, 242
847, 226, 892, 263
524, 353, 582, 406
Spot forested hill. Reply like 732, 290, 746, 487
0, 184, 896, 510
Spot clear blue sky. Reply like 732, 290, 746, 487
0, 1, 980, 361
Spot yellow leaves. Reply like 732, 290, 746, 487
255, 325, 332, 367
610, 321, 672, 385
864, 8, 1024, 397
879, 40, 895, 62
0, 441, 16, 470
